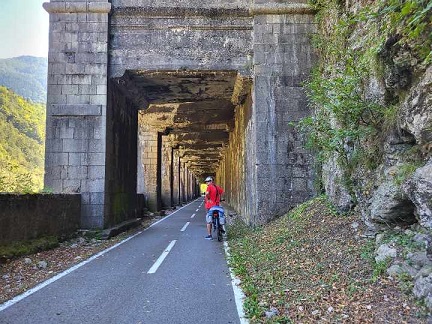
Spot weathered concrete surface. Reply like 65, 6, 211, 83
216, 81, 252, 221
247, 13, 317, 223
138, 126, 160, 211
0, 194, 80, 245
105, 80, 140, 227
161, 136, 174, 208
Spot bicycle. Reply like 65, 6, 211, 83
211, 208, 225, 242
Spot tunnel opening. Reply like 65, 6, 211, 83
106, 69, 252, 223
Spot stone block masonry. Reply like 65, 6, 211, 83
248, 13, 317, 223
161, 136, 173, 208
0, 194, 81, 245
43, 0, 111, 228
138, 127, 160, 212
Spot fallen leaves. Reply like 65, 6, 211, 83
0, 214, 164, 304
228, 196, 428, 323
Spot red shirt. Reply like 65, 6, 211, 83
205, 183, 224, 210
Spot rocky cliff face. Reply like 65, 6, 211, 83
309, 0, 432, 310
317, 0, 432, 232
355, 63, 431, 234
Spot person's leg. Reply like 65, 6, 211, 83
205, 210, 213, 239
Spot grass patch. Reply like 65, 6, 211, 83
227, 196, 426, 322
0, 236, 59, 261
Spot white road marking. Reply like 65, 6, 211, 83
191, 213, 195, 218
147, 240, 177, 274
0, 233, 139, 312
0, 199, 199, 312
224, 241, 249, 324
180, 222, 190, 232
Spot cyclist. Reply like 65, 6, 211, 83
204, 176, 224, 240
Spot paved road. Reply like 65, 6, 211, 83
0, 198, 245, 324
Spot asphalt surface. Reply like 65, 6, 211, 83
0, 198, 243, 324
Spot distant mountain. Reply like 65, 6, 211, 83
0, 56, 47, 103
0, 86, 45, 192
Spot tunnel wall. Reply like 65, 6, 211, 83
248, 13, 317, 223
138, 124, 160, 212
218, 12, 317, 224
217, 90, 252, 222
173, 149, 180, 206
180, 162, 186, 203
105, 81, 140, 227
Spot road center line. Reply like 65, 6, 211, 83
191, 213, 195, 218
180, 222, 190, 232
0, 199, 200, 312
147, 240, 177, 274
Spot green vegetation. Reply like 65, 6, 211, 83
299, 0, 431, 193
227, 197, 427, 322
0, 236, 59, 261
353, 0, 432, 66
394, 162, 421, 185
0, 86, 45, 192
0, 56, 47, 103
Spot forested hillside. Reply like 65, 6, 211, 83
0, 86, 45, 192
0, 56, 47, 103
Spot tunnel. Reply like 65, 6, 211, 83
106, 70, 252, 226
43, 0, 317, 229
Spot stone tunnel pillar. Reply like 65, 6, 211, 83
172, 149, 180, 206
187, 168, 194, 201
161, 136, 173, 209
246, 7, 317, 223
180, 161, 186, 204
139, 129, 160, 212
43, 0, 111, 228
186, 168, 190, 201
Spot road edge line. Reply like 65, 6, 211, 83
0, 199, 201, 312
224, 241, 249, 324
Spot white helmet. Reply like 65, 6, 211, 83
205, 176, 213, 182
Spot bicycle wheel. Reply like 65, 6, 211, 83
217, 219, 223, 242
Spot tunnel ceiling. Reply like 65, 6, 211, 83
116, 70, 250, 179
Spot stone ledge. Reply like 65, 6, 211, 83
43, 2, 111, 14
50, 104, 102, 116
113, 4, 314, 17
100, 218, 142, 239
251, 4, 315, 15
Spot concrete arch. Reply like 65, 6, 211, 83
43, 0, 316, 229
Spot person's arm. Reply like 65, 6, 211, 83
205, 185, 214, 203
218, 186, 224, 201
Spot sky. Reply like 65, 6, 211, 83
0, 0, 49, 59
